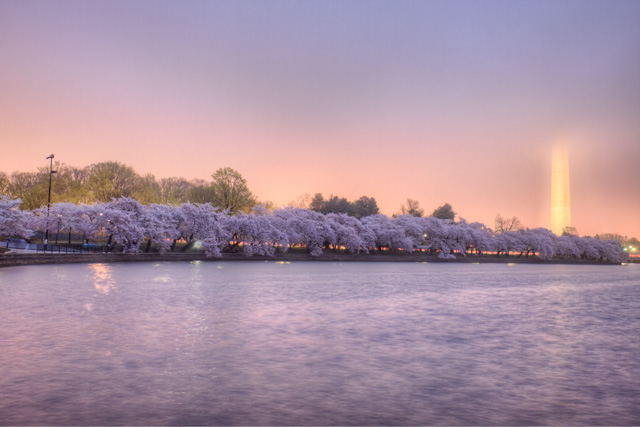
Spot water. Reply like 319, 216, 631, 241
1, 261, 639, 425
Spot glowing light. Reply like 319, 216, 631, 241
551, 144, 571, 236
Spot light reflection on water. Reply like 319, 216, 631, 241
0, 262, 639, 425
89, 263, 115, 295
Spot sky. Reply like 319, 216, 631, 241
1, 0, 639, 237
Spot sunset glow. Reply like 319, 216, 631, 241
1, 0, 639, 237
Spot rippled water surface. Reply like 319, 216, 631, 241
1, 261, 639, 425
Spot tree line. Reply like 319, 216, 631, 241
0, 162, 260, 212
1, 161, 636, 252
0, 194, 626, 262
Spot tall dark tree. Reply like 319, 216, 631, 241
324, 195, 353, 215
309, 193, 326, 213
310, 193, 376, 217
431, 203, 455, 220
353, 196, 379, 218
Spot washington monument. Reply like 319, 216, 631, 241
551, 145, 571, 235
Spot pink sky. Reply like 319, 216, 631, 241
1, 0, 639, 238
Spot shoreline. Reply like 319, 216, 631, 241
0, 251, 628, 268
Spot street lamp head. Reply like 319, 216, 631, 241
46, 154, 54, 159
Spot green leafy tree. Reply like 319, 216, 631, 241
210, 167, 256, 214
185, 179, 216, 204
87, 161, 140, 202
132, 174, 162, 204
0, 172, 9, 195
431, 203, 456, 220
8, 171, 48, 210
48, 163, 92, 204
159, 177, 191, 205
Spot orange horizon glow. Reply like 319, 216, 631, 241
1, 1, 639, 238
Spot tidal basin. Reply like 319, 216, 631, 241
1, 261, 639, 425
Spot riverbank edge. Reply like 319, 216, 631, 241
0, 251, 626, 267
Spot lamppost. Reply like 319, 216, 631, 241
44, 154, 57, 251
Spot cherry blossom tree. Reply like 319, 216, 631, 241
143, 203, 183, 253
501, 231, 527, 256
465, 222, 494, 255
326, 213, 372, 253
441, 220, 471, 256
100, 198, 147, 254
571, 236, 601, 260
28, 202, 79, 245
362, 214, 412, 252
68, 203, 104, 244
394, 215, 425, 250
0, 195, 31, 238
273, 208, 335, 256
554, 235, 581, 259
419, 216, 451, 257
178, 202, 230, 257
599, 239, 623, 262
228, 208, 288, 256
520, 228, 555, 259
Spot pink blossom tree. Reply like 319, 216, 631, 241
465, 222, 494, 255
101, 198, 147, 254
326, 213, 372, 254
143, 203, 183, 253
178, 203, 230, 257
69, 203, 104, 245
362, 214, 412, 252
0, 195, 31, 238
554, 235, 581, 259
228, 209, 288, 256
273, 208, 335, 256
